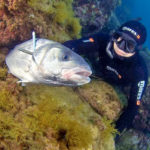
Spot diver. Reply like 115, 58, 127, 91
63, 20, 148, 133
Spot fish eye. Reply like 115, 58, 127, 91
63, 54, 69, 61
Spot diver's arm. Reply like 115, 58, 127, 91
63, 32, 110, 56
63, 33, 109, 74
63, 34, 100, 56
116, 59, 148, 132
129, 76, 147, 107
130, 56, 148, 106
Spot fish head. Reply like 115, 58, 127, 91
35, 43, 92, 86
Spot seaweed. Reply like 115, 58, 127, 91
28, 0, 82, 41
0, 67, 7, 80
77, 80, 122, 120
100, 117, 118, 141
0, 0, 81, 47
0, 72, 118, 149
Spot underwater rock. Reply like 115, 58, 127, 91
0, 0, 33, 47
0, 55, 119, 150
24, 84, 117, 150
0, 0, 81, 47
116, 129, 150, 150
0, 48, 9, 66
73, 0, 121, 36
77, 80, 122, 120
101, 12, 121, 34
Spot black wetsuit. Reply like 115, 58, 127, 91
63, 32, 148, 132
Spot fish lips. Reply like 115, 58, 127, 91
61, 67, 92, 85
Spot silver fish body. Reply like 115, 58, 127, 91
6, 39, 92, 86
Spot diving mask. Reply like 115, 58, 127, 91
112, 32, 137, 53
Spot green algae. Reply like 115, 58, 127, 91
0, 89, 14, 111
22, 98, 93, 149
28, 0, 81, 42
0, 67, 7, 80
0, 60, 120, 150
116, 129, 150, 150
24, 85, 95, 148
100, 117, 118, 141
77, 80, 122, 121
0, 84, 94, 149
113, 85, 128, 108
0, 0, 81, 47
116, 130, 139, 150
0, 80, 118, 149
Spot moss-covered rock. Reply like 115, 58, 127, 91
0, 0, 81, 47
0, 67, 7, 80
0, 69, 119, 150
116, 129, 150, 150
77, 80, 122, 120
116, 130, 139, 150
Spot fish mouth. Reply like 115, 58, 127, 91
62, 67, 92, 85
75, 71, 91, 77
38, 67, 92, 86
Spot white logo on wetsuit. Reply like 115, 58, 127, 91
137, 80, 145, 100
122, 27, 138, 37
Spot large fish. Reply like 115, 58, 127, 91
5, 39, 92, 86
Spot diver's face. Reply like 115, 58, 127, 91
113, 37, 135, 57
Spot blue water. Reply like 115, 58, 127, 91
116, 0, 150, 49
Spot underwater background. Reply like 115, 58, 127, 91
0, 0, 150, 150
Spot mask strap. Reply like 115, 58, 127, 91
106, 41, 114, 59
